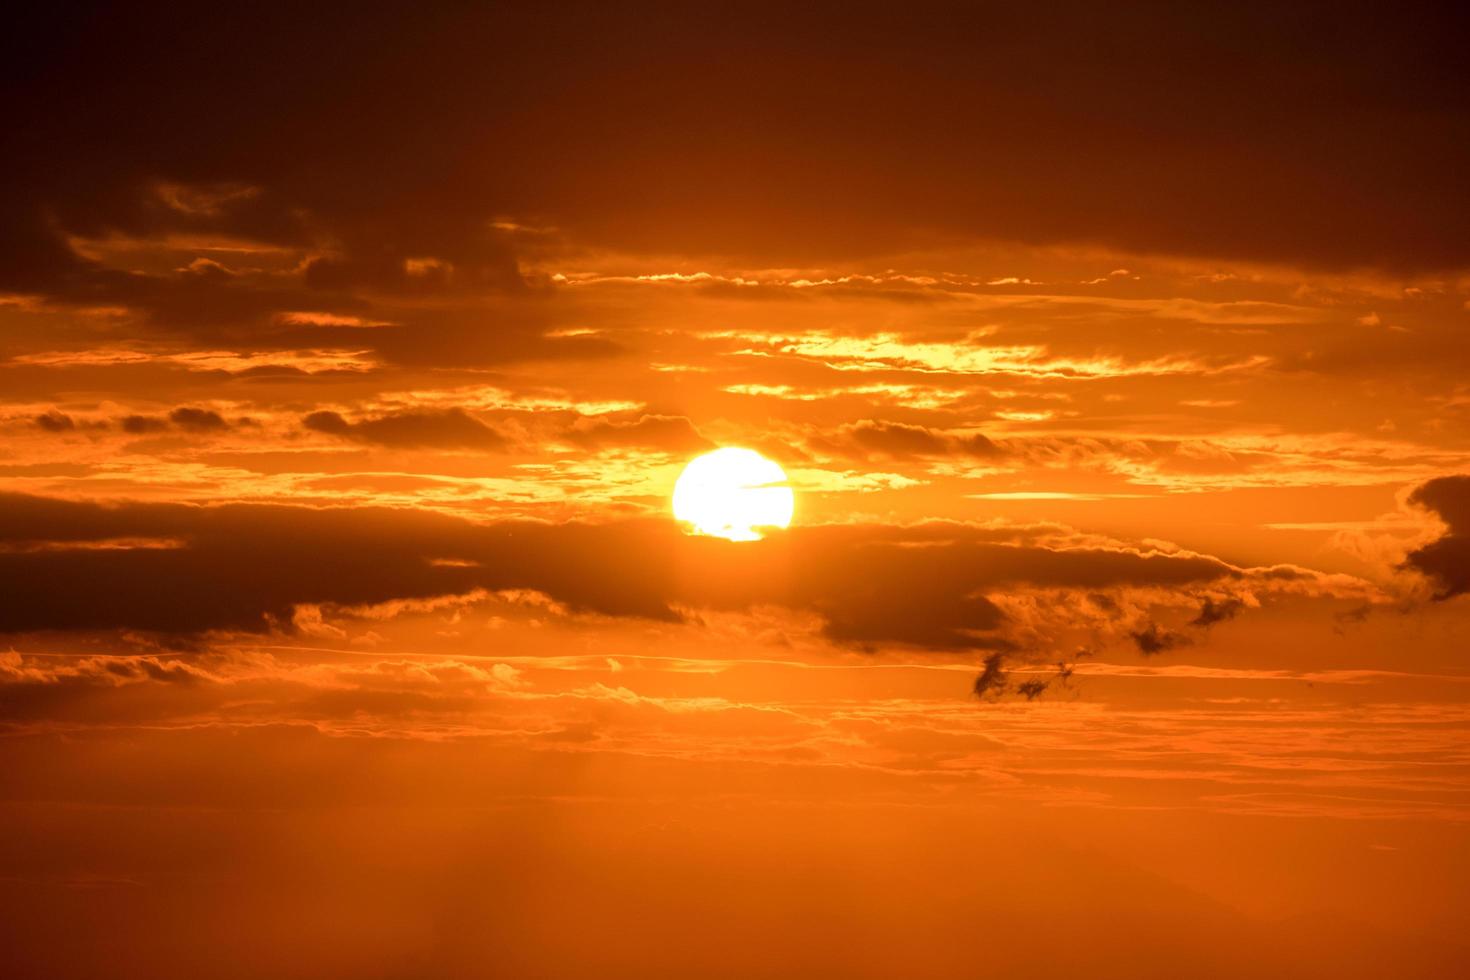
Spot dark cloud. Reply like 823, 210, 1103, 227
1334, 603, 1373, 631
33, 410, 74, 433
113, 409, 229, 435
972, 653, 1009, 697
0, 651, 220, 722
1190, 596, 1245, 628
121, 415, 169, 435
1130, 622, 1192, 656
970, 654, 1058, 701
1403, 475, 1470, 599
1015, 679, 1048, 701
302, 405, 705, 455
168, 407, 230, 432
303, 408, 507, 450
828, 420, 1005, 461
0, 493, 1239, 649
2, 1, 1467, 317
4, 2, 1460, 401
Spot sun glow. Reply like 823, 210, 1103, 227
672, 447, 794, 541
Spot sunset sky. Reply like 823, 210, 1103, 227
4, 5, 1470, 978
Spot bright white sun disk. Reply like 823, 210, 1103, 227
672, 448, 794, 541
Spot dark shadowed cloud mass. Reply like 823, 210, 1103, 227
1404, 475, 1470, 599
0, 492, 1275, 650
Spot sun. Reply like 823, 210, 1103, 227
672, 447, 794, 541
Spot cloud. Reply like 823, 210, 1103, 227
1130, 622, 1192, 656
824, 420, 1005, 461
1015, 678, 1048, 701
0, 493, 1249, 650
1190, 596, 1245, 628
168, 406, 230, 432
121, 415, 170, 434
969, 655, 1062, 701
111, 408, 232, 435
303, 408, 508, 450
33, 410, 74, 432
301, 408, 708, 458
1403, 475, 1470, 599
27, 405, 264, 437
972, 653, 1008, 697
2, 1, 1466, 349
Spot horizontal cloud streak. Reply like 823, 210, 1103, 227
0, 493, 1283, 650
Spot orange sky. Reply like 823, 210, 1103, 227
3, 5, 1470, 978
